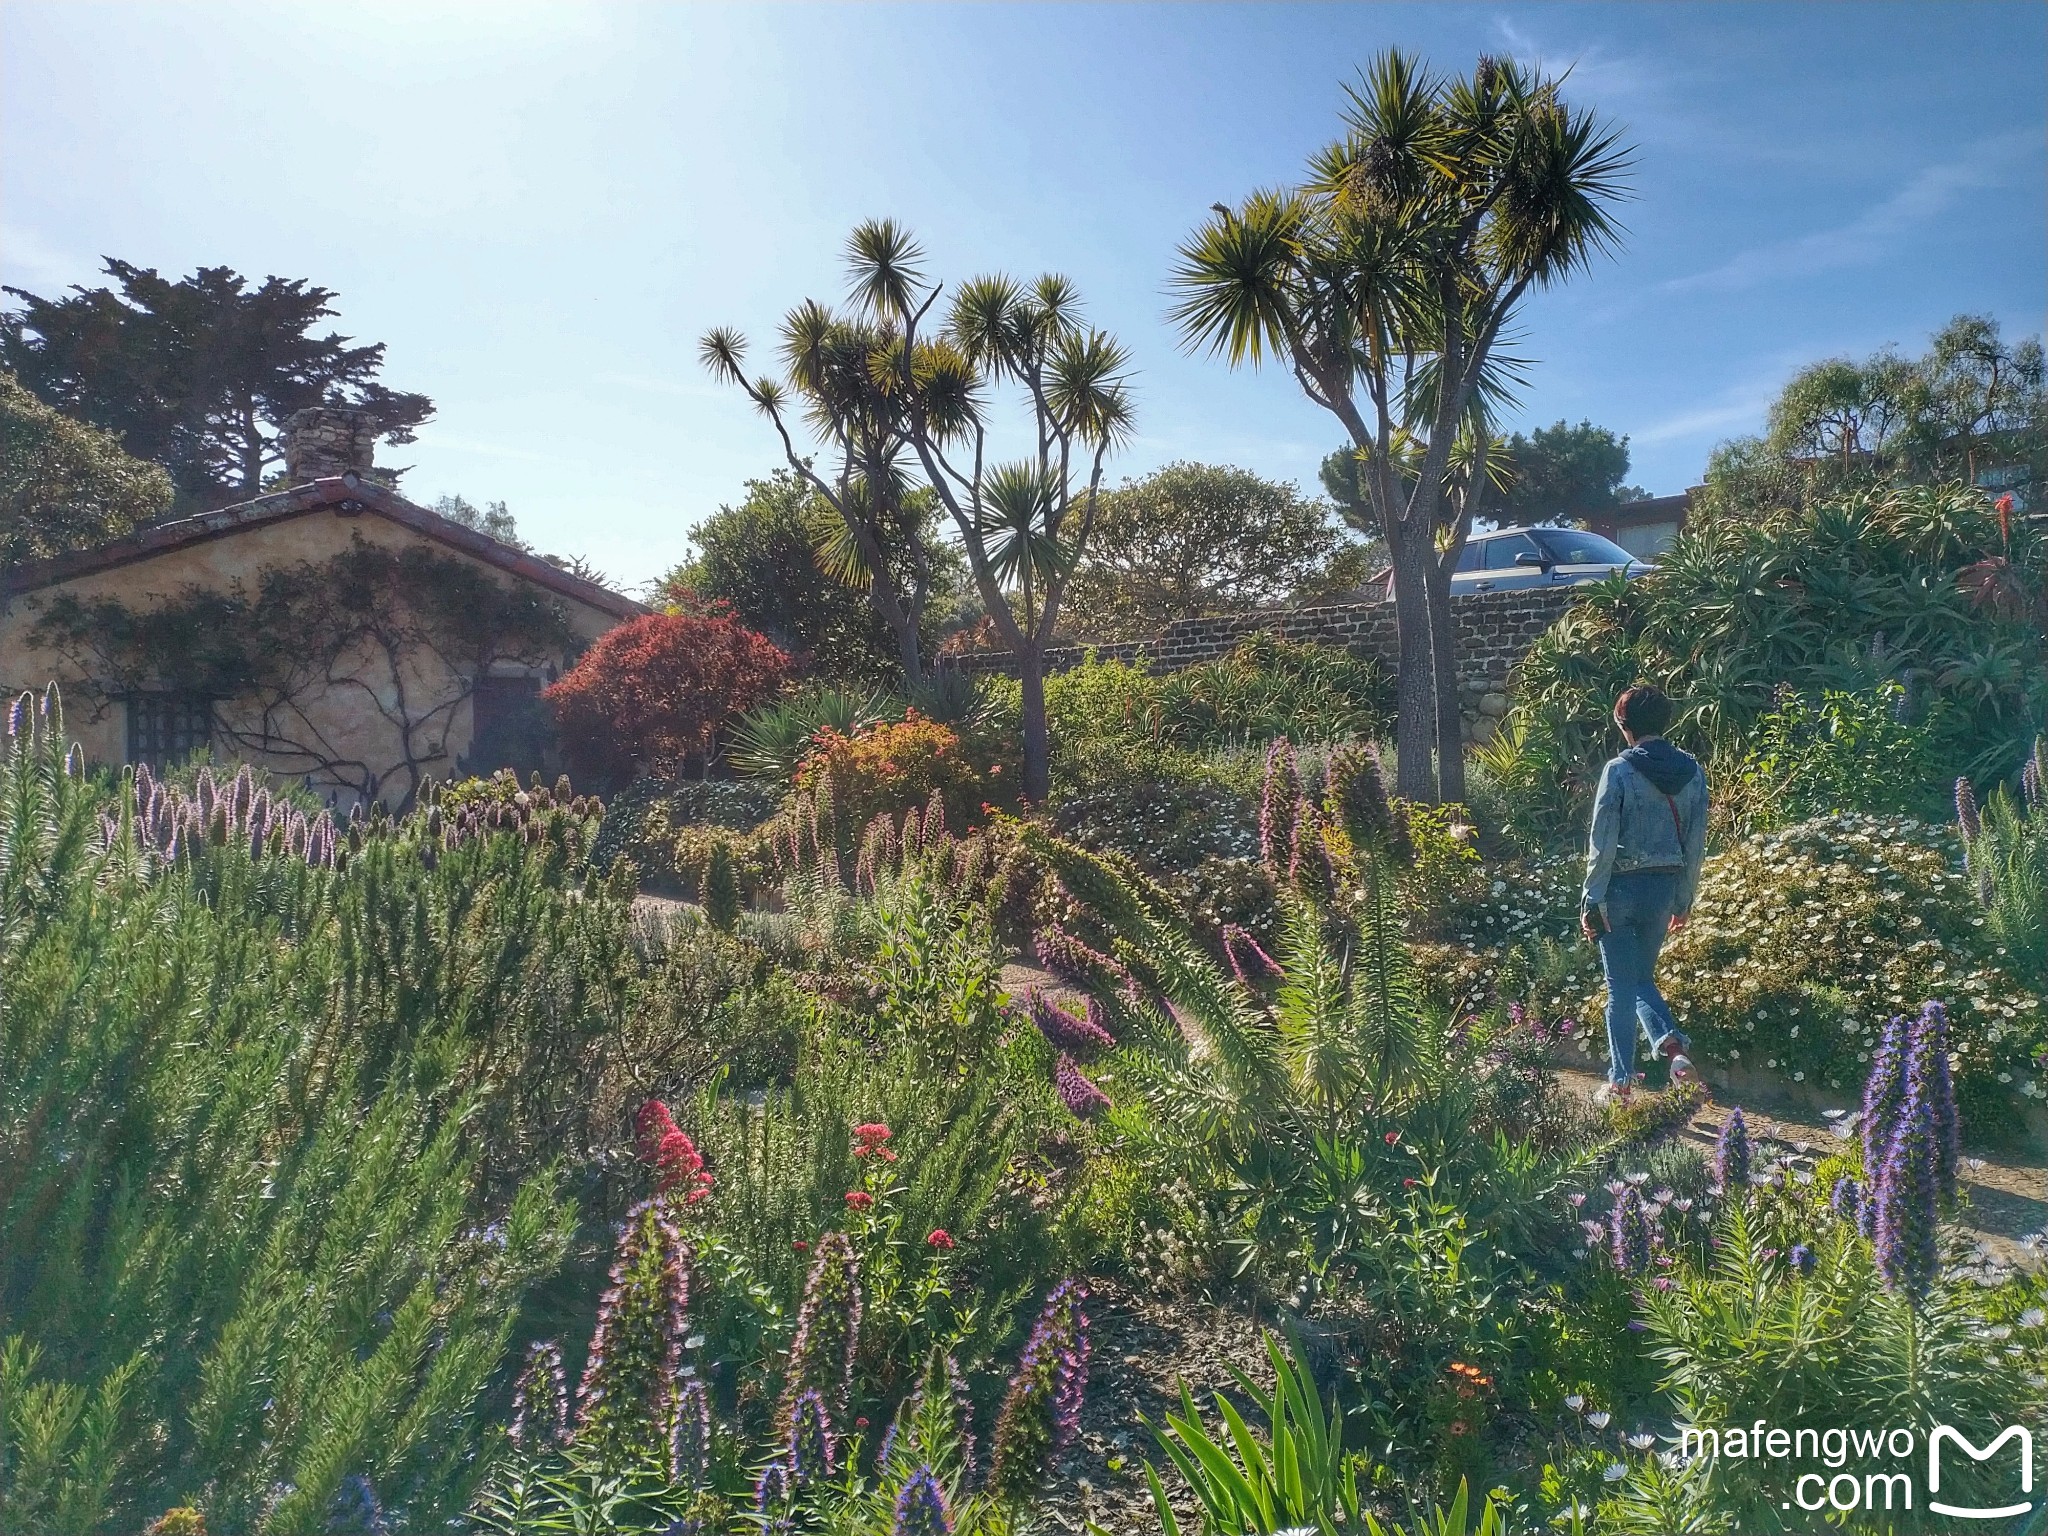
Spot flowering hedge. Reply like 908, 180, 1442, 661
1649, 813, 2042, 1133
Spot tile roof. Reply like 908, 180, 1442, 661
3, 474, 647, 619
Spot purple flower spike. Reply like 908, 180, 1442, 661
1222, 924, 1281, 983
892, 1468, 955, 1536
509, 1340, 568, 1454
575, 1198, 691, 1454
1873, 1096, 1940, 1302
1862, 1015, 1910, 1178
1906, 1002, 1959, 1206
1829, 1175, 1861, 1227
1788, 1243, 1817, 1276
784, 1387, 837, 1483
1026, 990, 1115, 1059
1055, 1055, 1110, 1120
1609, 1187, 1652, 1275
1714, 1109, 1751, 1197
783, 1231, 862, 1421
989, 1280, 1090, 1500
672, 1378, 711, 1488
1955, 777, 1981, 841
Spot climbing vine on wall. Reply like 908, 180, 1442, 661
31, 534, 577, 805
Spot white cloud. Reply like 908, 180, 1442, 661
1631, 392, 1774, 446
1663, 131, 2040, 294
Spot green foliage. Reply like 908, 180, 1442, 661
1962, 753, 2048, 996
666, 469, 951, 685
1, 369, 171, 572
2, 258, 433, 508
1497, 420, 1645, 526
0, 692, 583, 1530
703, 840, 742, 930
730, 683, 896, 782
1146, 1334, 1365, 1536
1620, 1169, 2042, 1533
1159, 636, 1392, 749
1499, 482, 2048, 842
1722, 684, 1951, 828
1060, 462, 1352, 640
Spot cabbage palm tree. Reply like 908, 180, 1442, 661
833, 222, 1136, 801
1170, 51, 1631, 802
700, 303, 938, 684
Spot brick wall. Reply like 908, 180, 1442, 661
952, 585, 1577, 741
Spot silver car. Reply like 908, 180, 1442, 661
1450, 525, 1652, 594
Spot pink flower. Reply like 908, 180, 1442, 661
927, 1229, 955, 1250
1383, 1131, 1400, 1145
793, 1239, 809, 1252
844, 1190, 875, 1211
851, 1123, 897, 1161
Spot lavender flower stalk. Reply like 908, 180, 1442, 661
1954, 777, 1982, 842
783, 1231, 862, 1422
1609, 1186, 1652, 1275
755, 1457, 794, 1535
575, 1198, 691, 1457
892, 1468, 955, 1536
1861, 1014, 1910, 1178
1025, 990, 1114, 1059
1258, 739, 1301, 878
1714, 1108, 1751, 1196
783, 1387, 837, 1483
1221, 924, 1281, 983
1788, 1243, 1817, 1277
1906, 1001, 1959, 1206
1054, 1055, 1110, 1120
988, 1280, 1090, 1500
509, 1340, 568, 1454
1873, 1095, 1940, 1302
1828, 1175, 1862, 1228
671, 1378, 711, 1488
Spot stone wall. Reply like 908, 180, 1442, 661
951, 585, 1577, 742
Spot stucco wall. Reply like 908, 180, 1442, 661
951, 585, 1579, 742
0, 506, 624, 804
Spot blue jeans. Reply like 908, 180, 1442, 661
1596, 869, 1689, 1086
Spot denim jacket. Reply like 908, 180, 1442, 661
1581, 742, 1708, 917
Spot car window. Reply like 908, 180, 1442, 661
1455, 540, 1488, 573
1485, 532, 1542, 570
1535, 529, 1634, 566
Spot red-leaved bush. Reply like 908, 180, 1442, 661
544, 612, 791, 787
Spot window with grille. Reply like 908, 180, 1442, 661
127, 693, 213, 769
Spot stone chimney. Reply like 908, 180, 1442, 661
283, 406, 379, 484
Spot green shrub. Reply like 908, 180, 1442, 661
1722, 684, 1952, 830
0, 693, 580, 1530
1497, 482, 2048, 845
1158, 634, 1391, 748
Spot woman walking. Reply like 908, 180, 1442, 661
1581, 685, 1707, 1105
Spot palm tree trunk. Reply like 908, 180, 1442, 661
1425, 556, 1467, 805
1386, 531, 1438, 802
890, 608, 924, 688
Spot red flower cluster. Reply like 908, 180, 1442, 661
636, 1101, 714, 1206
926, 1228, 955, 1250
844, 1190, 876, 1211
851, 1123, 897, 1162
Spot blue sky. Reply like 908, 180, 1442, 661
3, 2, 2043, 589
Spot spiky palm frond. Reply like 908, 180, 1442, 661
1168, 189, 1315, 368
843, 218, 929, 321
1045, 330, 1136, 451
976, 462, 1073, 591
